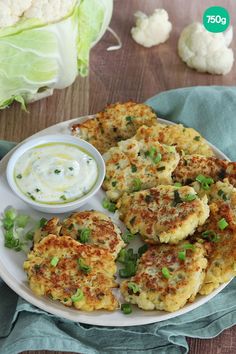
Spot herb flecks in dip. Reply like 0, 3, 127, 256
14, 143, 98, 204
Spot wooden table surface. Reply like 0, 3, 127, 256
0, 1, 236, 353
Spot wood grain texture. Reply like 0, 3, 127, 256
1, 1, 235, 354
89, 0, 236, 114
0, 76, 89, 142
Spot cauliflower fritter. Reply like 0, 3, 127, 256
173, 155, 236, 186
103, 136, 180, 201
24, 235, 118, 311
71, 102, 158, 154
60, 211, 125, 258
120, 242, 207, 312
117, 185, 209, 244
195, 200, 236, 295
135, 124, 214, 157
33, 211, 124, 258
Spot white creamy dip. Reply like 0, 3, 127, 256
14, 143, 98, 204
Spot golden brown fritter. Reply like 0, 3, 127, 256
173, 155, 236, 186
135, 124, 214, 157
191, 186, 236, 295
103, 136, 180, 201
60, 211, 125, 258
33, 211, 124, 258
24, 235, 118, 311
120, 242, 207, 312
71, 102, 158, 154
117, 185, 209, 244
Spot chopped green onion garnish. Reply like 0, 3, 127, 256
126, 116, 133, 123
122, 231, 136, 244
119, 261, 137, 278
77, 258, 91, 273
174, 182, 182, 188
218, 189, 228, 201
54, 169, 61, 174
35, 188, 40, 193
79, 228, 91, 243
39, 217, 47, 228
60, 195, 66, 201
218, 218, 229, 230
196, 175, 214, 190
112, 181, 117, 187
131, 164, 137, 173
3, 218, 14, 230
15, 215, 29, 228
118, 248, 138, 264
153, 152, 162, 164
162, 267, 171, 279
172, 190, 183, 207
194, 136, 200, 141
182, 243, 195, 250
16, 174, 22, 179
178, 250, 186, 261
121, 303, 132, 314
131, 178, 142, 192
138, 244, 148, 257
128, 282, 140, 294
50, 256, 59, 267
202, 230, 220, 242
68, 167, 74, 171
5, 208, 17, 220
71, 289, 84, 302
102, 198, 117, 213
182, 194, 196, 202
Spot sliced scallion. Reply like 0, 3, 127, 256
71, 289, 84, 302
50, 256, 59, 267
218, 218, 229, 230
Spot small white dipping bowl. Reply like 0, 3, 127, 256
6, 135, 105, 214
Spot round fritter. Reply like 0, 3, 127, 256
173, 154, 236, 187
192, 197, 236, 295
117, 185, 209, 244
135, 124, 214, 157
103, 136, 180, 201
71, 102, 158, 154
60, 211, 125, 258
120, 242, 207, 312
24, 235, 118, 311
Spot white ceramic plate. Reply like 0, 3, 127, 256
0, 117, 230, 327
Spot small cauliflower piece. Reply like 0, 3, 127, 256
131, 9, 172, 48
178, 22, 234, 75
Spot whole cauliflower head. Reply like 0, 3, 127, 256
178, 22, 234, 75
131, 9, 172, 48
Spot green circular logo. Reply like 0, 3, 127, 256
203, 6, 230, 33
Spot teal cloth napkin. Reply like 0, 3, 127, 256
1, 86, 236, 354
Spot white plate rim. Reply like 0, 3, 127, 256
0, 115, 231, 327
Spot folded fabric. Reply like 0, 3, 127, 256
1, 86, 236, 354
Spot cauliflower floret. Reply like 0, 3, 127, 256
24, 0, 76, 23
178, 22, 234, 75
0, 0, 32, 28
131, 9, 172, 48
